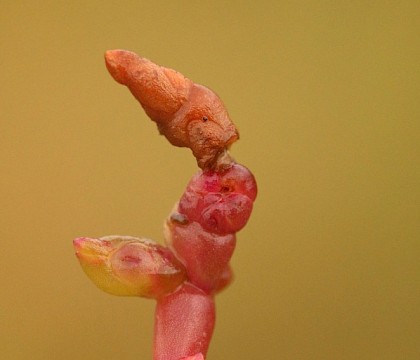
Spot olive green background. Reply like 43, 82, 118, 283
1, 1, 419, 359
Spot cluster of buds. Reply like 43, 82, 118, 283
74, 50, 257, 360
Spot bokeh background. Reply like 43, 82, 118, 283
1, 1, 419, 359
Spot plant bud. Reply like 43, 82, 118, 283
165, 217, 236, 294
73, 236, 186, 299
105, 50, 239, 169
179, 163, 257, 234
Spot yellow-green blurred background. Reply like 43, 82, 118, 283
1, 1, 419, 359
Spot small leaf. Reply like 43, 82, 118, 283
73, 236, 186, 299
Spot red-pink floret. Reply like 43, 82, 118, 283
178, 163, 257, 235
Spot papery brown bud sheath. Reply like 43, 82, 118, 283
105, 50, 239, 169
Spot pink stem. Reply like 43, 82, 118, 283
153, 283, 215, 360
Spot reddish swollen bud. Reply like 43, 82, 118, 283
178, 163, 257, 234
164, 214, 236, 294
200, 192, 253, 235
154, 283, 215, 360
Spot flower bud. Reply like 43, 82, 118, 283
179, 163, 257, 235
165, 217, 236, 294
73, 236, 186, 299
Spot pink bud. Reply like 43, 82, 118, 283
179, 163, 257, 234
165, 217, 236, 294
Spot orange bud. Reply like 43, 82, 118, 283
105, 50, 239, 169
